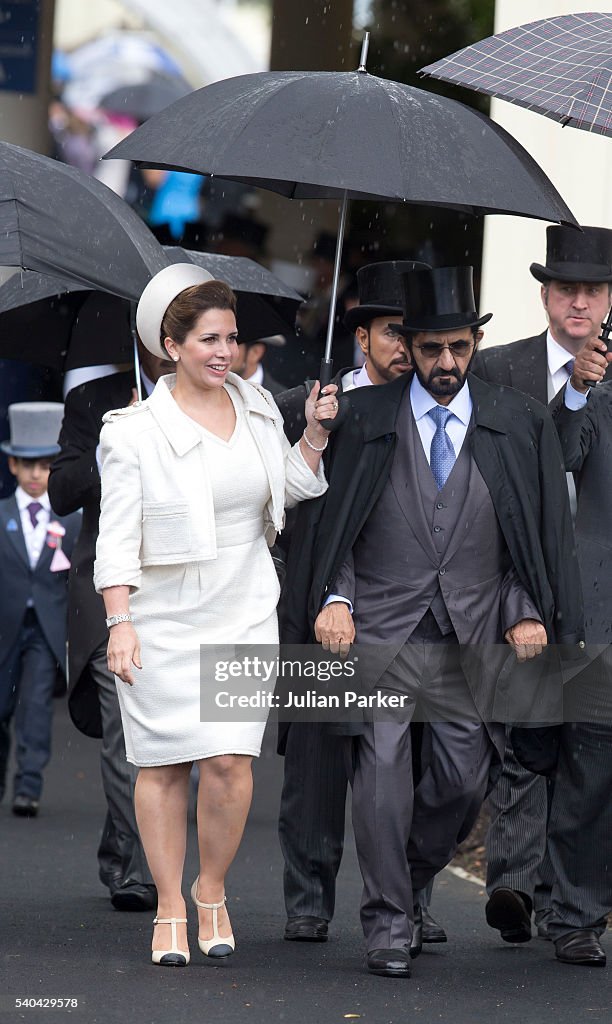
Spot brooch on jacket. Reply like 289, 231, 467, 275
47, 521, 71, 572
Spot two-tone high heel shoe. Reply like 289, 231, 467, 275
151, 916, 190, 966
191, 878, 235, 957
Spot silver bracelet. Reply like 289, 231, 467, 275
105, 613, 134, 629
302, 429, 328, 452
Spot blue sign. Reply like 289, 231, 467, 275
0, 1, 40, 94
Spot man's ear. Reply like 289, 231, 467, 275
7, 456, 18, 477
473, 330, 484, 348
355, 325, 369, 357
540, 284, 548, 312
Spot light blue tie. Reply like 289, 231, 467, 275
428, 406, 456, 490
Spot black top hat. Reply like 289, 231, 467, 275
530, 225, 612, 284
396, 266, 492, 335
344, 260, 431, 332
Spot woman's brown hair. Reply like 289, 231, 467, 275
160, 280, 237, 355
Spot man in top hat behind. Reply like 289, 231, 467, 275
282, 265, 583, 976
276, 259, 430, 944
0, 403, 81, 816
471, 225, 612, 946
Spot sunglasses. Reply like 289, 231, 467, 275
412, 339, 474, 359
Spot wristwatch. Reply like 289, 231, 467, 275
105, 614, 134, 629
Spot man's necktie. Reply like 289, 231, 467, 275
428, 406, 456, 490
27, 501, 43, 528
564, 358, 575, 377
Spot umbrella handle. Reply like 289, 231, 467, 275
583, 307, 612, 388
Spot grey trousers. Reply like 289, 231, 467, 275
347, 622, 493, 951
279, 722, 347, 920
90, 641, 152, 889
485, 730, 554, 916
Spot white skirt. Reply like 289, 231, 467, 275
116, 528, 280, 767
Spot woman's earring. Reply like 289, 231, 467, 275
173, 356, 179, 362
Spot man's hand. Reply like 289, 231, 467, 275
504, 619, 547, 663
570, 335, 612, 394
107, 622, 142, 684
314, 602, 355, 656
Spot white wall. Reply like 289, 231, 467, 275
480, 1, 612, 346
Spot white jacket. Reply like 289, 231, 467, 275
94, 373, 327, 593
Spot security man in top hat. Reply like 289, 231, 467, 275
282, 265, 584, 977
0, 403, 80, 816
472, 224, 612, 945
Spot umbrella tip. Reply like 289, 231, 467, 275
357, 31, 370, 73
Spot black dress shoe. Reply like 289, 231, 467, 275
422, 908, 447, 943
485, 888, 532, 943
111, 882, 157, 912
284, 916, 328, 941
409, 906, 423, 959
12, 795, 39, 817
555, 930, 607, 967
367, 948, 411, 978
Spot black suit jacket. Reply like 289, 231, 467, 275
48, 371, 135, 736
0, 495, 80, 676
472, 330, 612, 403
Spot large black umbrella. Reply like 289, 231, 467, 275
0, 140, 170, 296
420, 13, 612, 138
105, 39, 577, 382
0, 255, 303, 372
100, 72, 192, 122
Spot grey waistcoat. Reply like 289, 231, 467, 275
352, 393, 512, 647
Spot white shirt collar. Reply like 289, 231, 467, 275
546, 329, 575, 377
354, 363, 374, 387
247, 364, 264, 385
410, 373, 472, 424
15, 486, 50, 512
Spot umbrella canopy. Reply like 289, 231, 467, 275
420, 13, 612, 138
0, 256, 303, 371
100, 72, 192, 122
0, 141, 170, 297
105, 67, 577, 223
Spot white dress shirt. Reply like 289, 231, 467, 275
15, 486, 51, 570
340, 363, 375, 393
246, 364, 265, 386
547, 329, 576, 401
410, 374, 473, 463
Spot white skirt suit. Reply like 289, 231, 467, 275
93, 373, 327, 767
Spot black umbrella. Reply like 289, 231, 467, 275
105, 36, 577, 384
0, 256, 303, 372
420, 13, 612, 138
0, 140, 170, 296
100, 72, 192, 122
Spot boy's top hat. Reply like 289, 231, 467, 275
1, 402, 64, 458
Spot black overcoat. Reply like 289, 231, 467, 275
280, 372, 584, 730
48, 371, 134, 737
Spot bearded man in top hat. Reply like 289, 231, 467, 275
282, 265, 584, 977
471, 225, 612, 946
277, 259, 435, 944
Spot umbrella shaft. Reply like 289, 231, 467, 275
323, 190, 349, 367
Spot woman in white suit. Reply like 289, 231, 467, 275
94, 264, 338, 966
